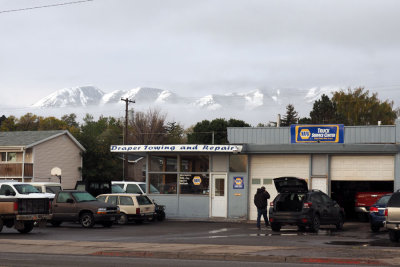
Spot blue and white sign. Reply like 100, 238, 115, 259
291, 124, 344, 143
233, 176, 244, 189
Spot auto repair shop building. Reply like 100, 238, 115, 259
111, 119, 400, 221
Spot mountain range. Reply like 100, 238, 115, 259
27, 85, 338, 126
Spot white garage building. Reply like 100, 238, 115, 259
112, 120, 400, 221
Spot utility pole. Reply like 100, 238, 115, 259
121, 97, 135, 180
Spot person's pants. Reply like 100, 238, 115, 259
256, 208, 269, 228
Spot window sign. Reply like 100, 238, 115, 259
233, 176, 244, 189
291, 124, 344, 143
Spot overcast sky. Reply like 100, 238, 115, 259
1, 0, 400, 110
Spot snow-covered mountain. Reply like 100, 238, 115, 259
28, 85, 337, 126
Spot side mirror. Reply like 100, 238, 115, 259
66, 198, 74, 204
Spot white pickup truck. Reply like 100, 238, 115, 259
0, 181, 52, 233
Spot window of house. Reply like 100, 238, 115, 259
149, 155, 177, 172
7, 152, 17, 162
149, 173, 177, 194
229, 155, 248, 172
1, 152, 6, 162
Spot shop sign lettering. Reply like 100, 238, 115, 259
110, 144, 243, 153
291, 124, 344, 143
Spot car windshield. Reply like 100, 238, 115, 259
72, 192, 97, 202
139, 183, 160, 194
47, 186, 62, 194
376, 195, 391, 205
112, 185, 125, 193
14, 184, 41, 194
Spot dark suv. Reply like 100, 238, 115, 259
269, 177, 345, 232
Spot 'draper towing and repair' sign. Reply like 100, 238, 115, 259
110, 144, 243, 152
290, 124, 344, 143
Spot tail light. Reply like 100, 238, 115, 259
369, 206, 379, 213
269, 218, 274, 222
13, 201, 18, 212
385, 208, 388, 217
270, 202, 274, 207
303, 202, 312, 208
136, 208, 140, 215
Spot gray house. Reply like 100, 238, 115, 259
0, 130, 85, 189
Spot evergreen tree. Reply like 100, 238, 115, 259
281, 104, 299, 126
309, 94, 339, 124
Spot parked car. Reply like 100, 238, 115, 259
111, 181, 160, 194
0, 181, 52, 233
355, 191, 391, 221
29, 182, 63, 195
269, 177, 345, 232
369, 194, 392, 232
50, 190, 120, 228
384, 190, 400, 242
96, 193, 156, 224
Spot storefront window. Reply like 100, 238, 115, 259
149, 173, 177, 194
229, 154, 248, 172
180, 155, 209, 172
149, 155, 177, 172
179, 174, 209, 195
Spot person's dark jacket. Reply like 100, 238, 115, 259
254, 188, 270, 209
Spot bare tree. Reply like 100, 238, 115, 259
128, 109, 168, 144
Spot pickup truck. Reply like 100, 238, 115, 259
355, 191, 391, 221
0, 181, 52, 233
50, 190, 120, 228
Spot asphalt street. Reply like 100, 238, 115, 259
0, 220, 399, 266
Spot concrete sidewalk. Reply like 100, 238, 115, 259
0, 239, 398, 265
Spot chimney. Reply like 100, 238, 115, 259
277, 114, 281, 127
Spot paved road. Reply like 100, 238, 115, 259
0, 220, 399, 265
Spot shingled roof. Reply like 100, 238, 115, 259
0, 130, 85, 151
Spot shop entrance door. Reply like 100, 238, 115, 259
211, 174, 227, 217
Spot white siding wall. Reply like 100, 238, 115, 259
33, 135, 83, 189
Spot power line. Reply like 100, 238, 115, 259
0, 0, 94, 14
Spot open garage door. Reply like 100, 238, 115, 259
249, 155, 309, 221
330, 155, 394, 220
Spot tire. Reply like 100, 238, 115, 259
157, 211, 166, 221
271, 223, 281, 232
102, 221, 113, 228
17, 221, 34, 234
336, 213, 344, 230
118, 213, 128, 225
50, 221, 62, 227
80, 212, 95, 228
389, 230, 399, 242
370, 225, 380, 233
310, 215, 320, 233
297, 225, 306, 232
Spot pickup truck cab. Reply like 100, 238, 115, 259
0, 181, 52, 233
51, 190, 120, 228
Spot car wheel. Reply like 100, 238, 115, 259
50, 221, 62, 227
336, 213, 344, 230
271, 223, 281, 232
118, 213, 128, 225
310, 215, 320, 232
297, 225, 306, 232
80, 212, 95, 228
370, 225, 380, 233
17, 221, 34, 234
102, 221, 113, 228
389, 230, 400, 242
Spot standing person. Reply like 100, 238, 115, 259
254, 186, 270, 229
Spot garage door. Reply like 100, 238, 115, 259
249, 155, 310, 221
331, 155, 394, 181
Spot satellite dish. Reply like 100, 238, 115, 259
51, 167, 62, 176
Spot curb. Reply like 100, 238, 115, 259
91, 250, 390, 265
